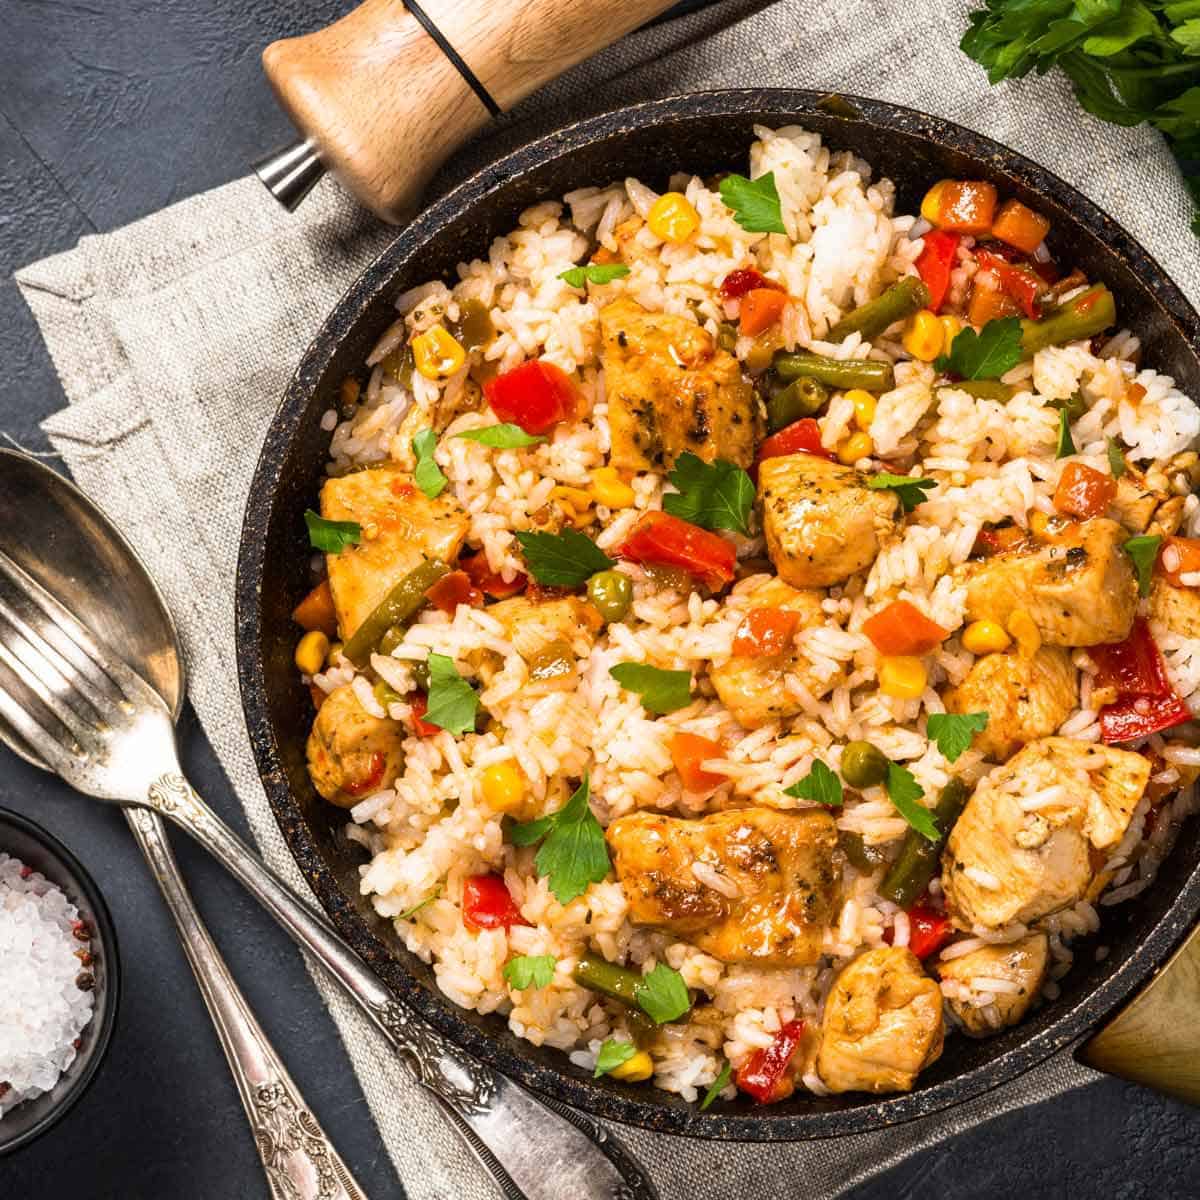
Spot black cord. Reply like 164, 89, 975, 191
404, 0, 502, 117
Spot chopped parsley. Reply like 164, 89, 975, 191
454, 423, 546, 448
594, 1039, 638, 1078
1124, 534, 1162, 598
885, 762, 940, 843
558, 263, 631, 288
718, 172, 786, 235
421, 653, 480, 735
933, 316, 1022, 380
662, 452, 755, 536
636, 963, 692, 1024
514, 528, 614, 586
609, 663, 694, 715
1055, 408, 1077, 459
304, 509, 361, 554
1107, 437, 1128, 479
397, 885, 442, 921
868, 473, 936, 513
926, 712, 989, 763
784, 759, 844, 807
412, 428, 448, 499
511, 775, 610, 904
503, 954, 557, 990
700, 1060, 732, 1111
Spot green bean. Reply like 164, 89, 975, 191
936, 380, 1014, 403
766, 376, 829, 433
880, 778, 969, 908
840, 740, 889, 789
1020, 283, 1116, 357
772, 351, 894, 393
573, 956, 643, 1007
826, 277, 931, 344
342, 559, 451, 667
838, 830, 889, 874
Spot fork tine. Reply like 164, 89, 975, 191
0, 655, 89, 775
0, 629, 100, 749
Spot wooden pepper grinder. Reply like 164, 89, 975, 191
256, 0, 681, 222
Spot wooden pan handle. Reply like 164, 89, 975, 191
263, 0, 679, 222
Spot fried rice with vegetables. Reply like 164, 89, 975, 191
293, 125, 1200, 1106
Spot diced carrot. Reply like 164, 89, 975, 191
740, 288, 789, 336
973, 525, 1029, 557
967, 269, 1022, 326
930, 180, 997, 235
862, 600, 948, 656
976, 249, 1044, 320
732, 608, 801, 658
991, 199, 1051, 256
670, 732, 726, 792
1053, 462, 1116, 520
292, 579, 338, 637
590, 246, 619, 265
1160, 536, 1200, 587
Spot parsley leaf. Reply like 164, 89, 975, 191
512, 775, 610, 904
926, 712, 989, 763
398, 885, 442, 921
868, 473, 936, 513
503, 954, 557, 990
662, 452, 755, 535
422, 653, 480, 735
1107, 437, 1127, 479
413, 428, 448, 499
885, 762, 940, 843
514, 529, 614, 586
305, 509, 361, 554
559, 263, 631, 288
594, 1039, 639, 1079
718, 172, 786, 234
610, 663, 693, 714
784, 759, 844, 807
700, 1060, 732, 1111
1124, 534, 1162, 598
454, 423, 546, 449
636, 963, 692, 1024
934, 317, 1022, 380
1055, 408, 1077, 459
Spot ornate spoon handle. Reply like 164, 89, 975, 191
144, 771, 658, 1200
126, 805, 364, 1200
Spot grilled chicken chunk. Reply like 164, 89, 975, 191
938, 933, 1049, 1037
307, 683, 405, 807
816, 947, 944, 1094
758, 455, 899, 589
959, 518, 1136, 647
1149, 576, 1200, 640
945, 647, 1077, 761
321, 464, 469, 639
473, 595, 603, 689
606, 808, 840, 967
942, 737, 1149, 931
710, 578, 832, 728
599, 297, 758, 472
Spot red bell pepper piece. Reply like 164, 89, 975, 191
1053, 462, 1116, 521
976, 249, 1044, 320
1100, 693, 1193, 744
461, 552, 527, 598
1160, 536, 1200, 588
462, 874, 530, 932
914, 230, 960, 313
732, 607, 801, 658
735, 1020, 805, 1104
618, 511, 736, 589
1091, 618, 1172, 700
425, 569, 484, 615
972, 524, 1029, 558
862, 600, 948, 657
756, 418, 835, 465
409, 693, 441, 737
719, 268, 781, 300
484, 360, 580, 435
669, 732, 726, 792
342, 751, 386, 797
906, 904, 954, 959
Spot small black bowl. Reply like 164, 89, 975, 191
0, 807, 120, 1156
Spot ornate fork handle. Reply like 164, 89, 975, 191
144, 772, 658, 1200
127, 805, 364, 1200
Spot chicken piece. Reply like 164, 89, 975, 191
306, 683, 405, 807
1149, 576, 1200, 640
959, 518, 1136, 647
710, 579, 833, 728
599, 297, 758, 472
938, 933, 1049, 1037
1111, 455, 1200, 536
321, 464, 469, 640
606, 808, 840, 967
945, 647, 1077, 761
758, 454, 899, 589
1110, 464, 1164, 534
474, 594, 603, 688
942, 737, 1150, 931
816, 947, 944, 1094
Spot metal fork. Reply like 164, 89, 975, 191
0, 546, 656, 1200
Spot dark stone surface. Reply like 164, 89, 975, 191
1, 0, 1199, 1196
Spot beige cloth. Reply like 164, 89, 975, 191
16, 1, 1196, 1197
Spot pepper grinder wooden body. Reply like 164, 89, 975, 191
261, 0, 679, 222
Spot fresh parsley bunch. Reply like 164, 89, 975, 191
961, 0, 1200, 232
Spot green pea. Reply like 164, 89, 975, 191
840, 740, 889, 789
587, 569, 633, 624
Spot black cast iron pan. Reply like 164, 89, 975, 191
236, 89, 1200, 1140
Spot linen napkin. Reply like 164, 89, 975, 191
16, 1, 1198, 1197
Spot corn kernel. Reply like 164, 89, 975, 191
591, 466, 636, 509
647, 192, 700, 244
846, 389, 876, 431
837, 431, 874, 465
1029, 511, 1052, 539
879, 655, 928, 699
609, 1050, 654, 1083
921, 180, 950, 224
961, 619, 1011, 656
412, 326, 466, 380
939, 315, 962, 354
902, 309, 944, 362
552, 484, 594, 528
294, 631, 330, 676
1008, 609, 1042, 658
480, 762, 526, 813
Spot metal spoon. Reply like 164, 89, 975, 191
0, 451, 362, 1199
0, 450, 656, 1200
